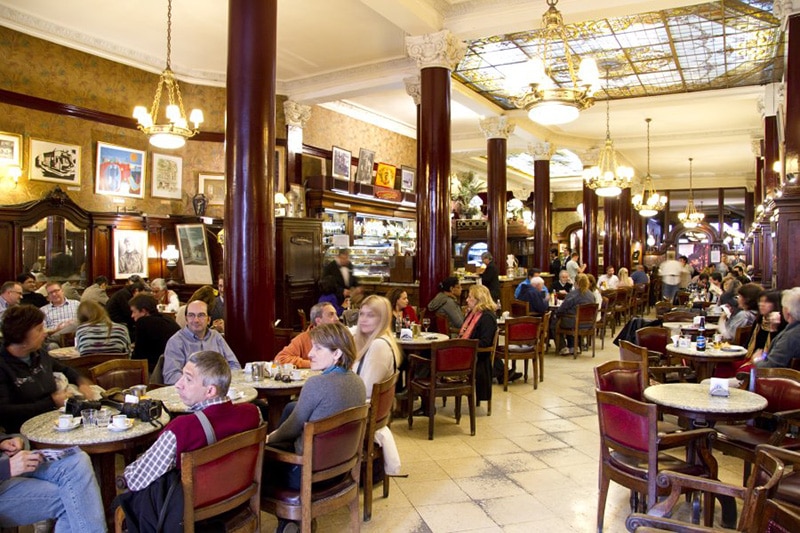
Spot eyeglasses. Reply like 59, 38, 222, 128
47, 288, 63, 295
186, 313, 208, 320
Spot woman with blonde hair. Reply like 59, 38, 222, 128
75, 300, 131, 356
459, 285, 512, 402
554, 273, 596, 355
617, 267, 634, 288
351, 294, 400, 399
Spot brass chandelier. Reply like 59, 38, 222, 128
632, 118, 667, 217
583, 96, 633, 197
678, 158, 705, 228
510, 0, 600, 126
133, 0, 203, 149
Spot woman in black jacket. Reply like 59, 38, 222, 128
554, 274, 596, 355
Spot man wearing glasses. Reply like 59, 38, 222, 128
162, 300, 241, 384
40, 282, 78, 345
0, 281, 23, 325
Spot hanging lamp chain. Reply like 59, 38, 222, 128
645, 118, 651, 177
166, 0, 172, 69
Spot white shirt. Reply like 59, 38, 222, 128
597, 274, 619, 289
660, 259, 682, 285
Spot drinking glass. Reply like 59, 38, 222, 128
422, 318, 430, 333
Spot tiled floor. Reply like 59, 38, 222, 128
260, 327, 748, 533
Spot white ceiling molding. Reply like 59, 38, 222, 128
360, 0, 444, 35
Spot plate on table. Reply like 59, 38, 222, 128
227, 390, 244, 400
53, 419, 81, 432
722, 346, 742, 352
107, 419, 135, 432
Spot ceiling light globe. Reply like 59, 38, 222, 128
527, 102, 579, 125
150, 133, 186, 150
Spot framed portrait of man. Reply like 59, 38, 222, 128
113, 229, 148, 280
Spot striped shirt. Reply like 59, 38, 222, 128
75, 322, 131, 356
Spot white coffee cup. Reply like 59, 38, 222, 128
112, 415, 128, 429
58, 414, 74, 429
291, 369, 303, 381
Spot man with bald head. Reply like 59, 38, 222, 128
162, 300, 240, 384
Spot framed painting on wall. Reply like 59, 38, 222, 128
113, 229, 148, 280
28, 138, 81, 185
151, 153, 182, 199
199, 173, 225, 206
275, 145, 287, 193
175, 223, 213, 284
374, 162, 396, 189
400, 166, 415, 193
95, 142, 145, 199
331, 146, 351, 180
0, 131, 22, 167
356, 148, 375, 184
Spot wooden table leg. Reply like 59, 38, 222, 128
90, 452, 117, 528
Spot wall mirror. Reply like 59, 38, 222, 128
22, 216, 87, 282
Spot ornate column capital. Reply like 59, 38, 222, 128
751, 138, 764, 158
405, 30, 466, 71
579, 148, 600, 168
774, 0, 800, 25
283, 100, 311, 128
529, 142, 554, 161
404, 75, 421, 106
479, 116, 515, 140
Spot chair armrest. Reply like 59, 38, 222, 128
772, 408, 800, 423
657, 427, 715, 450
644, 471, 745, 520
626, 513, 718, 532
263, 445, 303, 465
648, 365, 693, 382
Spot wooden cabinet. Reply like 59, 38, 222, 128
275, 218, 322, 329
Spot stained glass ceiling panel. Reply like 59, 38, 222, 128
453, 0, 783, 107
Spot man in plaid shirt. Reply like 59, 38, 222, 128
40, 282, 78, 346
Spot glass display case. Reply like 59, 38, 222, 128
323, 243, 394, 282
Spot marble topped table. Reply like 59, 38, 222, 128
398, 332, 450, 351
21, 407, 171, 523
232, 370, 321, 431
666, 342, 747, 381
662, 321, 719, 332
48, 346, 79, 359
643, 383, 767, 426
146, 384, 258, 414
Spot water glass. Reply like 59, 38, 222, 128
81, 409, 97, 427
94, 408, 112, 428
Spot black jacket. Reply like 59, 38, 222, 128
518, 284, 549, 315
133, 314, 181, 372
107, 287, 135, 337
322, 260, 358, 304
480, 262, 501, 301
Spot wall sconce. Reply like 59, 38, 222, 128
275, 192, 289, 217
7, 166, 21, 187
161, 244, 180, 278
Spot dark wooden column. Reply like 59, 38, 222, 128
774, 188, 800, 289
481, 117, 513, 274
764, 116, 780, 199
619, 187, 632, 268
604, 195, 620, 271
785, 14, 800, 159
582, 182, 599, 277
761, 221, 774, 286
744, 190, 754, 269
406, 31, 464, 307
224, 0, 277, 362
532, 143, 553, 272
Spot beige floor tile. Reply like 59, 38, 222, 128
508, 433, 569, 452
436, 456, 499, 479
464, 437, 524, 456
416, 501, 500, 532
533, 447, 596, 468
455, 474, 527, 500
545, 405, 595, 418
480, 493, 557, 525
484, 451, 550, 473
397, 478, 472, 506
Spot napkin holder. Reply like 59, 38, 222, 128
709, 377, 730, 397
400, 328, 413, 340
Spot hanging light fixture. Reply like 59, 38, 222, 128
583, 95, 633, 197
632, 118, 667, 217
678, 157, 705, 229
133, 0, 203, 149
509, 0, 600, 125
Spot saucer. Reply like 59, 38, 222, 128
108, 420, 134, 432
227, 390, 244, 400
53, 419, 81, 432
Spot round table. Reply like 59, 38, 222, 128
643, 383, 767, 426
146, 384, 258, 414
48, 346, 79, 359
232, 370, 320, 431
397, 332, 450, 352
21, 408, 171, 524
666, 342, 747, 381
662, 321, 719, 332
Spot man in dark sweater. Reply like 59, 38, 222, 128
16, 273, 47, 308
106, 279, 148, 338
129, 294, 181, 372
0, 433, 105, 531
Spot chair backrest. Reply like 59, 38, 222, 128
511, 299, 529, 317
635, 326, 670, 357
754, 368, 800, 413
538, 311, 552, 350
655, 301, 673, 318
618, 340, 649, 365
599, 296, 609, 315
434, 313, 450, 335
600, 289, 617, 304
297, 309, 308, 331
663, 311, 695, 322
89, 359, 149, 389
431, 338, 479, 375
181, 424, 268, 532
595, 389, 656, 462
615, 287, 633, 306
303, 405, 370, 483
576, 303, 599, 328
65, 352, 131, 375
594, 360, 646, 401
368, 372, 399, 437
755, 500, 800, 533
149, 354, 165, 385
273, 327, 294, 357
734, 324, 754, 347
505, 316, 540, 345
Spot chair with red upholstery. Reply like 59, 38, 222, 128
510, 299, 530, 318
619, 341, 693, 385
635, 326, 671, 363
362, 372, 398, 521
555, 303, 598, 359
260, 405, 369, 533
499, 316, 541, 390
715, 367, 800, 485
595, 389, 718, 532
407, 338, 478, 440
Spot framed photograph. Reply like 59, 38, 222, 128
29, 138, 81, 185
95, 142, 145, 198
0, 131, 22, 167
275, 145, 287, 193
176, 224, 213, 284
356, 148, 375, 184
400, 165, 415, 192
288, 183, 305, 217
199, 173, 225, 206
113, 229, 148, 280
151, 153, 182, 199
374, 162, 396, 189
331, 146, 351, 180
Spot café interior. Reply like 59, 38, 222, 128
2, 0, 800, 531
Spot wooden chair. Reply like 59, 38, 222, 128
625, 445, 788, 533
510, 299, 529, 317
619, 340, 693, 385
595, 389, 718, 532
714, 367, 800, 484
362, 372, 399, 521
273, 327, 294, 357
613, 287, 634, 331
555, 303, 598, 359
635, 326, 671, 363
297, 309, 308, 331
114, 424, 268, 533
600, 289, 618, 334
655, 300, 674, 319
536, 311, 552, 382
663, 311, 696, 323
407, 338, 478, 440
595, 296, 612, 349
712, 324, 755, 378
499, 316, 541, 391
733, 324, 754, 347
89, 359, 149, 389
676, 291, 691, 306
261, 405, 369, 533
61, 352, 131, 377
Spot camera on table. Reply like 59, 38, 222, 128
119, 398, 163, 422
65, 397, 101, 418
